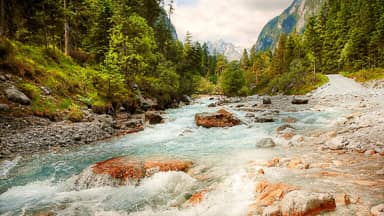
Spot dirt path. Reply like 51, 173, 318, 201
313, 74, 370, 97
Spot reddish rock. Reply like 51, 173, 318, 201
281, 132, 295, 140
188, 190, 209, 205
286, 158, 309, 170
195, 109, 240, 128
255, 181, 297, 206
266, 158, 280, 167
91, 156, 193, 184
143, 158, 193, 175
92, 157, 145, 183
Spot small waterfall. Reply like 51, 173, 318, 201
71, 166, 140, 190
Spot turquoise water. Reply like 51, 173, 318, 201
0, 98, 341, 216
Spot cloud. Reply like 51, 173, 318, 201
170, 0, 292, 48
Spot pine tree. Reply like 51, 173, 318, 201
240, 48, 250, 71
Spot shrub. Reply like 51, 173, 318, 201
67, 104, 84, 122
31, 97, 60, 121
19, 82, 41, 100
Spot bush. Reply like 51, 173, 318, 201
31, 97, 60, 121
19, 82, 41, 100
67, 104, 84, 122
196, 77, 220, 94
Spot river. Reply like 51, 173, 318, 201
0, 97, 348, 215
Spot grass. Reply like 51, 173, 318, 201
292, 73, 329, 95
340, 68, 384, 83
0, 39, 112, 121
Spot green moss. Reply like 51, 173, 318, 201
340, 68, 384, 82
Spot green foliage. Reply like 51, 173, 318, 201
19, 82, 41, 100
196, 77, 220, 95
67, 104, 84, 122
220, 61, 248, 96
341, 68, 384, 82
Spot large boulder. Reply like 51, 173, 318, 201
5, 87, 31, 105
256, 138, 276, 148
74, 156, 193, 189
195, 109, 240, 128
281, 190, 336, 216
145, 111, 163, 124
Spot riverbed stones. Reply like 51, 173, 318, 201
254, 116, 274, 123
280, 190, 336, 216
195, 109, 240, 128
0, 103, 9, 111
282, 117, 297, 123
291, 97, 309, 105
256, 138, 276, 148
371, 204, 384, 216
325, 137, 347, 150
263, 97, 272, 105
276, 124, 295, 133
5, 87, 31, 105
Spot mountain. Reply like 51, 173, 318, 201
255, 0, 325, 51
206, 40, 242, 61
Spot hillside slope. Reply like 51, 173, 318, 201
255, 0, 325, 51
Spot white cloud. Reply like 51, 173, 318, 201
169, 0, 292, 49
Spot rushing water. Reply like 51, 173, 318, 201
0, 97, 343, 216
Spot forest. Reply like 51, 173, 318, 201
0, 0, 383, 119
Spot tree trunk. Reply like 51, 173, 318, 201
0, 0, 5, 36
64, 0, 70, 55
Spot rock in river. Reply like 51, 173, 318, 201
74, 156, 193, 189
195, 109, 240, 128
281, 190, 336, 216
145, 111, 163, 124
256, 138, 276, 148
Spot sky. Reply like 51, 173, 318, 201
168, 0, 293, 49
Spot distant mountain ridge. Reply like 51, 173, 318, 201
255, 0, 325, 51
206, 40, 242, 61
